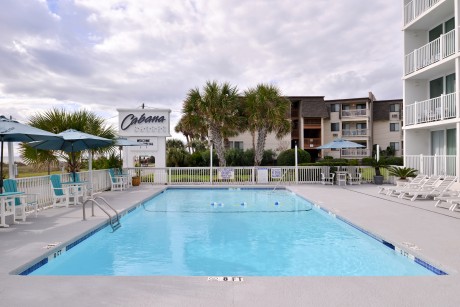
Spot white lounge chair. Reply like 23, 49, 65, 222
433, 190, 460, 209
387, 175, 442, 198
321, 173, 334, 185
378, 174, 426, 195
400, 176, 457, 202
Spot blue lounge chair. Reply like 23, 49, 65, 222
3, 179, 38, 221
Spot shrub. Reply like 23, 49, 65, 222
387, 166, 418, 179
277, 149, 311, 166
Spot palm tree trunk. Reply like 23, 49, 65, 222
254, 127, 268, 166
209, 123, 226, 166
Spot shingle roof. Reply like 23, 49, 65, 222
287, 96, 328, 118
373, 99, 403, 121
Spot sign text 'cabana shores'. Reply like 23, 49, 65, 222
118, 109, 170, 137
121, 113, 167, 133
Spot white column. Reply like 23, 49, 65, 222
299, 117, 304, 150
7, 143, 14, 179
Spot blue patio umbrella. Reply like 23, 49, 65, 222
317, 138, 365, 158
28, 129, 112, 183
0, 115, 62, 191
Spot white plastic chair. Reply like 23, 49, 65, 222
321, 173, 335, 185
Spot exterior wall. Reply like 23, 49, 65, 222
402, 0, 460, 176
321, 117, 341, 159
373, 121, 403, 157
227, 131, 291, 156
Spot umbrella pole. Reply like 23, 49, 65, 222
0, 139, 3, 192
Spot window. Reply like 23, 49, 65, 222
331, 123, 340, 131
390, 123, 399, 131
356, 104, 366, 110
390, 104, 400, 112
229, 141, 243, 150
390, 142, 400, 151
330, 104, 339, 112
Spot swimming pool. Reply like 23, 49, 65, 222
27, 188, 438, 276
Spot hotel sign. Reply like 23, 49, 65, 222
117, 108, 171, 137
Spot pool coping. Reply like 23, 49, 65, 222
12, 188, 167, 275
14, 186, 448, 276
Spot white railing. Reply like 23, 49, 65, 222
405, 29, 456, 75
341, 149, 370, 157
10, 165, 396, 214
404, 0, 440, 25
342, 129, 368, 136
341, 109, 367, 117
404, 93, 456, 126
13, 170, 112, 213
405, 154, 457, 176
125, 166, 388, 184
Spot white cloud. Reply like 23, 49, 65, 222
0, 0, 403, 137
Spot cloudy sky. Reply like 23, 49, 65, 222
0, 0, 402, 139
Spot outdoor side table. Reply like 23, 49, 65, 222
336, 171, 347, 186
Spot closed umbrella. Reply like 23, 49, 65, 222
28, 129, 112, 194
0, 115, 62, 191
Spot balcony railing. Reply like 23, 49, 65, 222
342, 129, 368, 137
341, 148, 370, 157
404, 0, 440, 25
341, 109, 367, 117
405, 154, 456, 176
405, 29, 456, 75
405, 92, 456, 125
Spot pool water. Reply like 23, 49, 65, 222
29, 188, 435, 276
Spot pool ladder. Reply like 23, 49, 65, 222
82, 196, 121, 232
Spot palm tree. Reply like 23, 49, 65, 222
174, 116, 207, 154
19, 108, 117, 173
182, 81, 242, 166
243, 84, 290, 166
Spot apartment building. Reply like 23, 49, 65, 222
228, 93, 403, 161
403, 0, 458, 176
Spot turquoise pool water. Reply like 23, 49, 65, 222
29, 188, 435, 276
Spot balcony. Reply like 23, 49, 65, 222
404, 92, 456, 126
404, 0, 440, 26
342, 129, 368, 137
341, 148, 370, 157
405, 29, 455, 75
341, 109, 368, 118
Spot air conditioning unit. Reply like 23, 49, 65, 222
333, 133, 338, 137
391, 113, 399, 119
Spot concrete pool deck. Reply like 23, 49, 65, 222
1, 184, 460, 306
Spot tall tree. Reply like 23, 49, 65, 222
19, 108, 117, 173
174, 116, 207, 154
182, 81, 242, 166
243, 84, 291, 166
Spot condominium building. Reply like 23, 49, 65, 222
228, 93, 403, 161
403, 0, 458, 176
